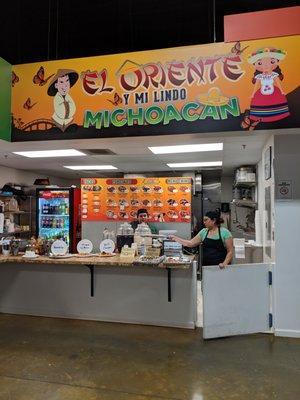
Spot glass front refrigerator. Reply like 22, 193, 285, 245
36, 188, 81, 253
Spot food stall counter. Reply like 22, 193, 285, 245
0, 254, 194, 269
0, 254, 197, 329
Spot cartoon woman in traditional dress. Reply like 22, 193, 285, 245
242, 47, 290, 130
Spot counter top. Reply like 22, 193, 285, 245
0, 254, 194, 270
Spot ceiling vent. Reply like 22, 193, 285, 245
81, 149, 117, 155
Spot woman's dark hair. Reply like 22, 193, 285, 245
205, 211, 224, 226
252, 66, 283, 84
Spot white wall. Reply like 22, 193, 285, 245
257, 135, 275, 262
273, 133, 300, 337
0, 164, 79, 188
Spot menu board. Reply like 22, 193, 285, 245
81, 177, 192, 223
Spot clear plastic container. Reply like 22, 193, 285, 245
134, 223, 152, 248
124, 222, 134, 235
116, 223, 134, 252
108, 230, 116, 243
134, 222, 151, 236
139, 238, 146, 255
117, 224, 125, 236
102, 227, 109, 240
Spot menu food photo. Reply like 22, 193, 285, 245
81, 177, 192, 223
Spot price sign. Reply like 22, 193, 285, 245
99, 239, 115, 254
51, 240, 68, 255
77, 239, 93, 254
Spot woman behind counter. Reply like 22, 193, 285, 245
170, 211, 233, 268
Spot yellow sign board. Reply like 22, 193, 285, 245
11, 35, 300, 141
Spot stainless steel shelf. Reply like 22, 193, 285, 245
4, 211, 30, 214
234, 181, 256, 188
231, 200, 257, 208
0, 231, 32, 236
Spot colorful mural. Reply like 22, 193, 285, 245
8, 35, 300, 142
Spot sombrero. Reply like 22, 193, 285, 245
47, 69, 79, 96
198, 87, 229, 106
248, 47, 286, 64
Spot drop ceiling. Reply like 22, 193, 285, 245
0, 129, 295, 179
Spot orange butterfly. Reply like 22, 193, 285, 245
12, 71, 19, 87
23, 97, 37, 110
107, 92, 122, 106
231, 41, 249, 55
33, 66, 54, 86
241, 116, 260, 131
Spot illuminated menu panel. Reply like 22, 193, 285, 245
81, 177, 192, 223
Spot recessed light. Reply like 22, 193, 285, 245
13, 149, 86, 158
148, 143, 223, 154
64, 165, 118, 170
167, 161, 222, 168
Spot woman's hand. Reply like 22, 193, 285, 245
219, 262, 227, 269
167, 234, 201, 248
168, 235, 176, 241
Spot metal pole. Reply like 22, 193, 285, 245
167, 268, 172, 302
212, 0, 216, 43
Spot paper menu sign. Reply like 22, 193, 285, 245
233, 238, 246, 259
81, 177, 192, 223
145, 247, 161, 258
120, 247, 135, 262
99, 239, 115, 254
77, 239, 93, 254
51, 239, 68, 255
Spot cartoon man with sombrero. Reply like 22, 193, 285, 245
47, 69, 78, 131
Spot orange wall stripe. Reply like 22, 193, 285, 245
224, 6, 300, 42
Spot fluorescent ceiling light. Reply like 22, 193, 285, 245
13, 149, 86, 158
167, 161, 222, 168
148, 143, 223, 154
64, 165, 118, 170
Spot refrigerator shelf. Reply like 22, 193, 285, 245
40, 214, 69, 217
40, 227, 69, 230
37, 187, 81, 253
